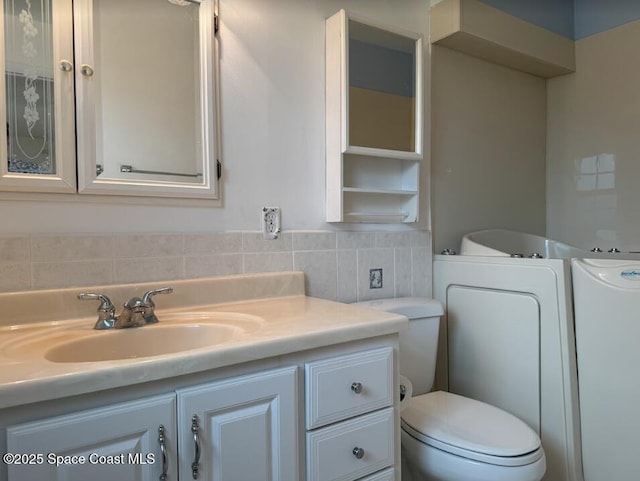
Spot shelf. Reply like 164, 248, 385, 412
343, 145, 422, 161
343, 187, 417, 196
344, 212, 411, 223
342, 190, 418, 223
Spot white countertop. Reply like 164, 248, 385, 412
0, 273, 407, 410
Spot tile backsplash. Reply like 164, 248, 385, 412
0, 230, 432, 302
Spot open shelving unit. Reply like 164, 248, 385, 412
325, 10, 423, 223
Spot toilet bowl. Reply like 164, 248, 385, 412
399, 384, 546, 481
355, 298, 546, 481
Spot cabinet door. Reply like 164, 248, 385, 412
0, 0, 76, 192
6, 393, 176, 481
178, 366, 298, 481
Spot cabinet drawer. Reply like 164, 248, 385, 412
306, 407, 394, 481
358, 467, 395, 481
306, 347, 393, 429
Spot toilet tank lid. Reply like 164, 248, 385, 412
353, 297, 444, 319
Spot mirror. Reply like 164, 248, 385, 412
0, 0, 219, 199
347, 19, 420, 154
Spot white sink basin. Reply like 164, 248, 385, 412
45, 323, 241, 362
3, 312, 263, 363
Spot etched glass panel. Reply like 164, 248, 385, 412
4, 0, 56, 174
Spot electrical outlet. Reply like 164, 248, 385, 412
261, 207, 281, 240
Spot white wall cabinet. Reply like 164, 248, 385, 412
0, 0, 220, 200
325, 10, 423, 223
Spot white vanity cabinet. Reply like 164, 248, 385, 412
305, 347, 396, 481
6, 393, 177, 481
3, 340, 401, 481
5, 366, 298, 481
176, 366, 298, 481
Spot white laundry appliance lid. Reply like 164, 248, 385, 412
402, 391, 541, 458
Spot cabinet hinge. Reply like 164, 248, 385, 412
214, 14, 219, 34
217, 160, 222, 180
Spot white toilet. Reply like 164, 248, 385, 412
357, 298, 546, 481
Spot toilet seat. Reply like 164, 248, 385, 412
401, 391, 543, 467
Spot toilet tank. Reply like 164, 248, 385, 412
354, 298, 444, 396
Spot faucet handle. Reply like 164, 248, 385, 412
77, 292, 117, 330
142, 287, 174, 305
141, 287, 173, 323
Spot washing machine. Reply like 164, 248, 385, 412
571, 258, 640, 481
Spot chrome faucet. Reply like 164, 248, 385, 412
78, 287, 173, 330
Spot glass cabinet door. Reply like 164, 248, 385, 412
0, 0, 76, 192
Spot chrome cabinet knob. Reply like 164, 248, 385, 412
80, 64, 94, 77
59, 59, 73, 72
352, 447, 365, 459
351, 382, 363, 394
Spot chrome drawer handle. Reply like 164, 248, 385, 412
191, 415, 201, 479
352, 447, 365, 459
158, 425, 168, 481
351, 382, 363, 394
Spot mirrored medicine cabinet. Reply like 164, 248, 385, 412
0, 0, 220, 200
326, 10, 423, 223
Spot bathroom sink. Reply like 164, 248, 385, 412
3, 312, 263, 363
45, 323, 243, 362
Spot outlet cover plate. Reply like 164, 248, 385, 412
262, 207, 281, 240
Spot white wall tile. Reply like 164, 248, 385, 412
395, 248, 412, 297
32, 260, 114, 289
185, 254, 243, 278
337, 250, 358, 303
243, 252, 293, 273
292, 232, 336, 251
410, 230, 430, 248
32, 235, 113, 261
412, 247, 432, 297
242, 232, 293, 252
294, 250, 337, 300
376, 232, 411, 248
0, 263, 31, 291
114, 234, 183, 258
115, 257, 183, 284
337, 232, 376, 250
0, 236, 30, 262
0, 230, 433, 299
184, 233, 243, 255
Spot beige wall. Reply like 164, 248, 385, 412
547, 19, 640, 251
431, 45, 547, 253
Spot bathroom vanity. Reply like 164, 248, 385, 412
0, 272, 406, 481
